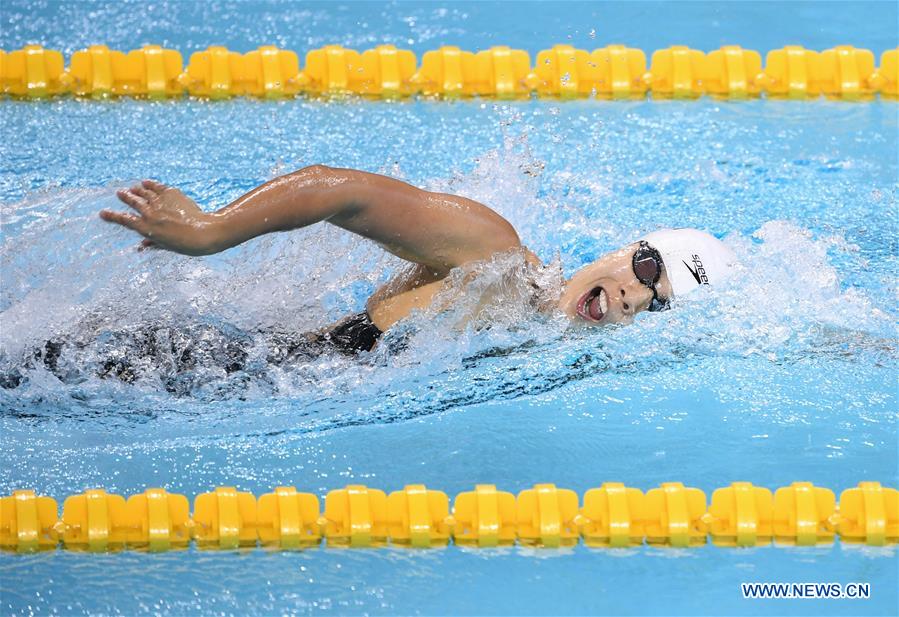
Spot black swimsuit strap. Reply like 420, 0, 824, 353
323, 312, 383, 354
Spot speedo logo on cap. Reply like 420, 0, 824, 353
682, 254, 709, 285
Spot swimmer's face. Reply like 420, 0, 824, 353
558, 242, 674, 326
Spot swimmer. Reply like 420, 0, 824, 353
1, 165, 737, 391
101, 165, 736, 345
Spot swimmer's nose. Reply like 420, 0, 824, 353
616, 281, 653, 315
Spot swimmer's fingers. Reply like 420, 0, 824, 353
129, 184, 156, 202
116, 188, 148, 214
99, 209, 148, 235
141, 179, 169, 194
137, 239, 158, 251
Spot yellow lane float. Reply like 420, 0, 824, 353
2, 481, 896, 551
3, 43, 894, 99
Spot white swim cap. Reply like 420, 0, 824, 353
640, 228, 737, 297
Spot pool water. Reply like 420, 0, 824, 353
1, 1, 898, 615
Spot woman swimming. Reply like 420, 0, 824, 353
2, 165, 736, 391
102, 165, 736, 340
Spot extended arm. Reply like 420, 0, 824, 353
101, 165, 521, 272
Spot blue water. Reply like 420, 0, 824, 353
1, 1, 898, 616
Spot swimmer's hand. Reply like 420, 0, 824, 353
100, 180, 219, 255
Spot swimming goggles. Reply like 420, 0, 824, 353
632, 241, 671, 312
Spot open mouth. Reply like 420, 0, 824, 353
576, 286, 607, 322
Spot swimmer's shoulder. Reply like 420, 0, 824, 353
367, 247, 543, 331
367, 277, 446, 331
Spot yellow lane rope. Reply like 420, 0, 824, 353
1, 44, 897, 100
2, 481, 896, 551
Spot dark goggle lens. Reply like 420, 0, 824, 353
633, 254, 661, 285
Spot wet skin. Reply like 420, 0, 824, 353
558, 243, 674, 326
102, 167, 672, 331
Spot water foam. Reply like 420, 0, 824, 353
0, 140, 894, 423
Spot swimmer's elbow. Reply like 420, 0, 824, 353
289, 164, 339, 182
